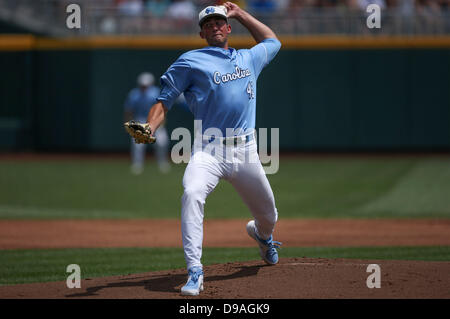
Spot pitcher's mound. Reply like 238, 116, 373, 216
1, 257, 449, 299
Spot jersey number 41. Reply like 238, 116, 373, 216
247, 81, 255, 100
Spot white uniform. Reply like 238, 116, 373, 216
181, 133, 278, 269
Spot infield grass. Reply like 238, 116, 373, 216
1, 246, 449, 286
1, 155, 450, 219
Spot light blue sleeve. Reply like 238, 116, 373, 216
157, 57, 191, 110
249, 38, 281, 77
124, 89, 136, 111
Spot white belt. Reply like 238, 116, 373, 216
202, 132, 255, 145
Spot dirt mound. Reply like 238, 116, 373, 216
1, 258, 449, 299
1, 219, 449, 300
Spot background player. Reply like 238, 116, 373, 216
124, 72, 170, 175
143, 2, 282, 296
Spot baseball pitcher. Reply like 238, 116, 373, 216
125, 2, 281, 296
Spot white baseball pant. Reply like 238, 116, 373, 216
181, 133, 278, 270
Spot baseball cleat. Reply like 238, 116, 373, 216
181, 266, 204, 296
246, 220, 282, 265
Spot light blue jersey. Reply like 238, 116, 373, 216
157, 38, 281, 135
124, 86, 161, 122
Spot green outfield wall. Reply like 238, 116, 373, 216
1, 35, 449, 151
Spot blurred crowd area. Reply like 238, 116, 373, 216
0, 0, 449, 35
84, 0, 450, 35
89, 0, 450, 16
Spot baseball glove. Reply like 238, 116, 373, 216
124, 120, 156, 144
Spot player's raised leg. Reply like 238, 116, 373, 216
227, 141, 281, 264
